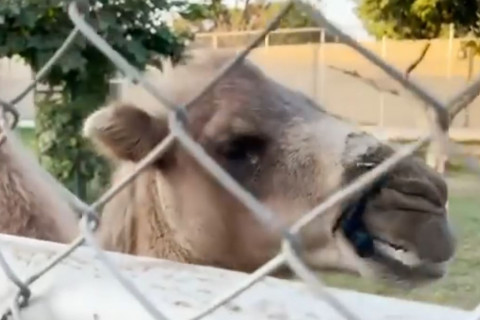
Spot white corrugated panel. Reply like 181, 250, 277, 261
0, 233, 471, 320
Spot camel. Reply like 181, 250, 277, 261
80, 48, 456, 287
0, 113, 78, 243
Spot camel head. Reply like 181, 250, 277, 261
83, 49, 455, 288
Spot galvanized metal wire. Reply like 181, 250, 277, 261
1, 0, 480, 320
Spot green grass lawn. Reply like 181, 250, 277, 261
322, 172, 480, 310
13, 127, 480, 310
15, 127, 37, 152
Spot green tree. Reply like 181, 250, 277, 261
357, 0, 479, 39
173, 0, 320, 47
177, 0, 232, 31
0, 0, 189, 201
174, 0, 318, 32
255, 1, 318, 29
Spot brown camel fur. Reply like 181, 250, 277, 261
0, 117, 78, 243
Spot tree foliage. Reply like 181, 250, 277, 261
174, 0, 318, 32
178, 0, 232, 31
357, 0, 480, 39
0, 0, 189, 200
172, 0, 320, 48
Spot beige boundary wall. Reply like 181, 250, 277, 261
2, 37, 480, 155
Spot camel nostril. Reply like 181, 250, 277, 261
415, 217, 456, 263
380, 180, 446, 213
429, 172, 448, 205
414, 159, 449, 205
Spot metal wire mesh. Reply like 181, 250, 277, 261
1, 1, 480, 319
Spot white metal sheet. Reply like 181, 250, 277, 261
0, 233, 471, 320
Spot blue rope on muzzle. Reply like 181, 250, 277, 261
336, 174, 389, 258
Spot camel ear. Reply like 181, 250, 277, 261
83, 102, 169, 163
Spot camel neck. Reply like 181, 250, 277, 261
132, 171, 197, 264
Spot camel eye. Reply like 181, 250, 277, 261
220, 135, 266, 164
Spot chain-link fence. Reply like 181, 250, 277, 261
1, 0, 480, 319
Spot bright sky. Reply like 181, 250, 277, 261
318, 0, 373, 40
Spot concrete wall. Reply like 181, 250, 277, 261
245, 40, 480, 131
0, 57, 35, 123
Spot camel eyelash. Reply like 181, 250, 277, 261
219, 135, 267, 161
356, 161, 377, 168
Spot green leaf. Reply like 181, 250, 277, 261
126, 39, 149, 64
18, 9, 37, 28
357, 0, 479, 39
97, 10, 117, 31
58, 50, 87, 74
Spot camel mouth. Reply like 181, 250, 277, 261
373, 237, 411, 259
369, 237, 448, 286
335, 217, 448, 286
333, 176, 452, 286
372, 237, 429, 271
